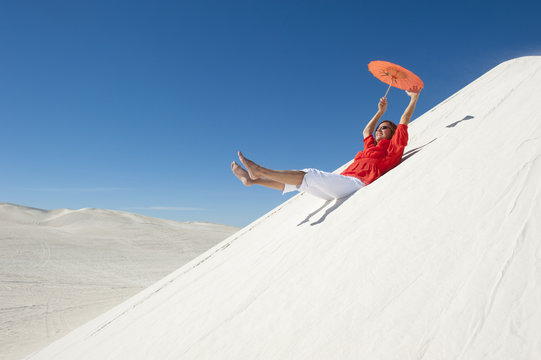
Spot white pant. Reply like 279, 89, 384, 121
283, 168, 365, 200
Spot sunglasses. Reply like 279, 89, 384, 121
377, 125, 392, 131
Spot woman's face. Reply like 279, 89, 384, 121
375, 122, 393, 142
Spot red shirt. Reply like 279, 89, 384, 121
340, 124, 408, 184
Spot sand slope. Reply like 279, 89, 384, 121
25, 56, 541, 359
0, 204, 238, 360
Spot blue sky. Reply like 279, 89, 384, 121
1, 0, 540, 227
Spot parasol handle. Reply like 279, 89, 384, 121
383, 78, 395, 98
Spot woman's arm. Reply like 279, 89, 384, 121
399, 87, 421, 126
363, 97, 387, 139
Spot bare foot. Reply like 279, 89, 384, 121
238, 151, 263, 180
231, 162, 254, 186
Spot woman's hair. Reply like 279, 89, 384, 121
376, 120, 397, 138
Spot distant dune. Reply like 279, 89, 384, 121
0, 203, 239, 360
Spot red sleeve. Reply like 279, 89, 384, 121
363, 135, 376, 149
390, 124, 408, 148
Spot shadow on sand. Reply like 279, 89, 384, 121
297, 196, 352, 226
401, 138, 437, 162
447, 115, 474, 128
402, 115, 475, 162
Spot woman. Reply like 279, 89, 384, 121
231, 88, 420, 200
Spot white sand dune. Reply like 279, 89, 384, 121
0, 204, 238, 360
24, 56, 541, 359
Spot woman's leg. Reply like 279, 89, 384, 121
232, 158, 363, 200
231, 162, 286, 191
238, 152, 306, 186
300, 169, 364, 199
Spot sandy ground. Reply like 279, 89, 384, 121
0, 203, 238, 360
21, 56, 541, 360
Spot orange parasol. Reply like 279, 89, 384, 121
368, 60, 423, 97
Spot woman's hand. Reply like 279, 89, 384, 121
406, 86, 421, 98
378, 97, 388, 113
